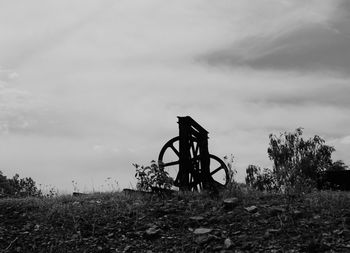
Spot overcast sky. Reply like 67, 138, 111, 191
1, 0, 350, 193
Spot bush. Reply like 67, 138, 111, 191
327, 160, 348, 171
0, 171, 42, 198
245, 165, 276, 192
267, 128, 335, 190
133, 160, 174, 191
244, 128, 347, 193
223, 154, 237, 183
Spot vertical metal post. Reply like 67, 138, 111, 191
177, 116, 213, 191
178, 117, 191, 191
199, 132, 211, 189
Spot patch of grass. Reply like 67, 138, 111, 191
1, 189, 350, 252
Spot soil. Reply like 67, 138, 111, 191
0, 190, 349, 253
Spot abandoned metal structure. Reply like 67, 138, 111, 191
158, 116, 229, 191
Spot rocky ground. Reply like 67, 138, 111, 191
0, 190, 350, 252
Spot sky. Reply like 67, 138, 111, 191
1, 0, 350, 193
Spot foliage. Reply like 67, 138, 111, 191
133, 160, 174, 191
245, 165, 276, 192
244, 128, 346, 193
0, 171, 42, 198
267, 128, 335, 190
0, 171, 11, 196
223, 154, 237, 183
327, 160, 348, 171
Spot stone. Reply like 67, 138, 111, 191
72, 192, 86, 197
195, 235, 209, 244
193, 228, 212, 235
223, 198, 239, 210
344, 217, 350, 227
265, 228, 281, 237
252, 212, 261, 218
190, 216, 204, 221
269, 206, 286, 216
145, 226, 161, 239
292, 210, 303, 219
244, 206, 258, 213
122, 245, 131, 252
224, 238, 234, 249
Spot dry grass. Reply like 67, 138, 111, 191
1, 188, 349, 252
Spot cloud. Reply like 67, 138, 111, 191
203, 24, 350, 75
199, 0, 350, 75
340, 136, 350, 144
248, 81, 350, 108
1, 0, 350, 191
0, 67, 18, 82
0, 1, 115, 68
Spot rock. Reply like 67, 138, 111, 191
292, 210, 303, 219
213, 245, 223, 251
252, 212, 261, 218
223, 198, 239, 210
145, 226, 161, 239
189, 216, 204, 221
193, 228, 212, 235
265, 228, 281, 237
122, 245, 131, 252
195, 234, 209, 244
89, 200, 101, 204
344, 217, 350, 227
244, 205, 258, 213
72, 192, 86, 197
224, 238, 233, 249
269, 206, 286, 216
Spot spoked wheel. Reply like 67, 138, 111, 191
158, 136, 229, 191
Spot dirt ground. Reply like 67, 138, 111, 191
0, 190, 349, 252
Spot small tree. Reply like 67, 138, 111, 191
245, 165, 259, 188
223, 154, 236, 182
267, 128, 335, 190
0, 171, 42, 197
133, 160, 174, 191
245, 165, 276, 191
0, 171, 11, 196
328, 160, 348, 171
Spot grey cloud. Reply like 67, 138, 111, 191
0, 108, 80, 138
200, 18, 350, 75
0, 68, 18, 82
1, 2, 114, 68
0, 108, 122, 139
248, 83, 350, 108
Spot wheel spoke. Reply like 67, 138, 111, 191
213, 181, 225, 187
163, 160, 180, 167
211, 166, 223, 176
170, 144, 180, 157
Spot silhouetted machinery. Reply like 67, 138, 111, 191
158, 116, 229, 191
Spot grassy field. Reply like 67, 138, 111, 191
1, 188, 350, 253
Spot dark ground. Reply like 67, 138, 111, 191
0, 190, 350, 253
